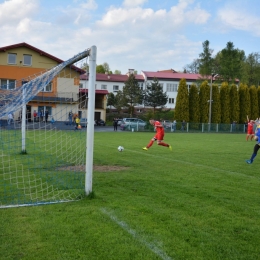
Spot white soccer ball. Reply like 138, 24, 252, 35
118, 146, 124, 152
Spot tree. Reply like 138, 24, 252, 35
174, 78, 189, 123
238, 83, 250, 123
199, 40, 214, 77
143, 77, 168, 116
211, 84, 221, 123
103, 62, 110, 73
198, 81, 210, 123
114, 70, 121, 75
249, 85, 259, 120
257, 87, 260, 117
219, 82, 230, 124
96, 64, 106, 74
218, 42, 245, 83
244, 53, 260, 86
229, 84, 240, 123
122, 74, 143, 117
114, 90, 126, 114
107, 93, 116, 111
183, 59, 200, 73
96, 62, 112, 74
188, 83, 200, 123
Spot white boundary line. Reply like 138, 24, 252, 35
101, 208, 173, 260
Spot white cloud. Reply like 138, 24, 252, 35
0, 0, 39, 26
217, 7, 260, 36
123, 0, 148, 8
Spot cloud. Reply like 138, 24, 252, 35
123, 0, 148, 8
0, 0, 39, 26
217, 4, 260, 36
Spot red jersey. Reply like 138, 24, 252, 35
153, 121, 164, 140
247, 121, 254, 134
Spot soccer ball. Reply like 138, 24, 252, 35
118, 146, 124, 152
254, 136, 258, 141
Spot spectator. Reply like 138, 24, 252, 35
171, 120, 176, 132
181, 120, 186, 131
8, 112, 14, 125
113, 118, 118, 131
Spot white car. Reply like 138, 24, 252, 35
120, 118, 146, 130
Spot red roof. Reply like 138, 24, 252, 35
0, 42, 85, 74
80, 73, 144, 82
79, 89, 109, 95
142, 71, 202, 80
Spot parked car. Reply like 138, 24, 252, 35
96, 119, 106, 126
162, 120, 172, 129
120, 118, 146, 130
80, 118, 96, 127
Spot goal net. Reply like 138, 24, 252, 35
0, 47, 96, 208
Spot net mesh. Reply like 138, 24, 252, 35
0, 49, 90, 208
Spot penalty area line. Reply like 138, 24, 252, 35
100, 208, 173, 260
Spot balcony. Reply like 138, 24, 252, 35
31, 92, 79, 104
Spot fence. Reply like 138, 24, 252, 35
123, 122, 249, 133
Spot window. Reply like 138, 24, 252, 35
42, 82, 52, 92
166, 83, 178, 92
168, 98, 174, 104
139, 82, 144, 90
101, 85, 107, 90
79, 83, 83, 88
113, 85, 119, 91
8, 53, 17, 64
0, 79, 16, 89
23, 54, 32, 66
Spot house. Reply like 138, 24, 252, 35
80, 69, 202, 112
0, 42, 85, 122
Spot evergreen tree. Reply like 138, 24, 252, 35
123, 74, 143, 117
114, 90, 126, 114
249, 85, 259, 120
219, 82, 230, 124
238, 83, 250, 123
199, 40, 214, 77
107, 93, 116, 111
257, 87, 260, 117
211, 84, 221, 123
174, 78, 189, 123
244, 53, 260, 86
218, 42, 245, 83
188, 83, 200, 123
143, 77, 168, 116
229, 84, 240, 123
199, 81, 210, 123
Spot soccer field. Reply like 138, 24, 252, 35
0, 132, 259, 260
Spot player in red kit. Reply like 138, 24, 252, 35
143, 119, 172, 151
246, 115, 255, 141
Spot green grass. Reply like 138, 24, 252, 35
0, 131, 260, 259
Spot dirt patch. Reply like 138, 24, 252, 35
57, 165, 129, 172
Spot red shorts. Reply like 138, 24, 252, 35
154, 133, 164, 141
247, 129, 254, 135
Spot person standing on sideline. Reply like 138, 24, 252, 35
113, 118, 118, 131
45, 110, 49, 123
143, 119, 172, 151
246, 123, 260, 164
246, 115, 255, 141
181, 120, 186, 131
8, 112, 14, 125
75, 116, 80, 130
68, 111, 73, 125
171, 120, 176, 132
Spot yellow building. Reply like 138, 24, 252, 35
0, 42, 84, 122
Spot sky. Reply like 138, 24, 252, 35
0, 0, 260, 74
